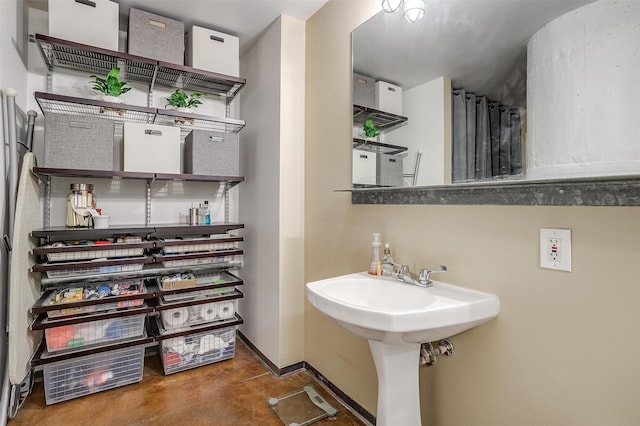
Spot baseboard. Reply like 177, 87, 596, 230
237, 332, 376, 425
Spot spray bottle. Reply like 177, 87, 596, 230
368, 233, 382, 276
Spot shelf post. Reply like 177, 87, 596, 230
44, 176, 51, 229
145, 179, 153, 226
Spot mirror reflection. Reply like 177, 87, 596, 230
352, 0, 640, 188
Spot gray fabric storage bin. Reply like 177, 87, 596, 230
128, 8, 184, 64
376, 154, 403, 187
44, 114, 114, 171
353, 73, 375, 107
184, 130, 239, 176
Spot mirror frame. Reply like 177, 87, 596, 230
347, 175, 640, 206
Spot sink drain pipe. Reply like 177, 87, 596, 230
420, 340, 454, 366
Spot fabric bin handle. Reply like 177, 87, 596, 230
207, 136, 224, 143
148, 19, 167, 29
69, 121, 93, 129
144, 129, 163, 136
209, 35, 225, 43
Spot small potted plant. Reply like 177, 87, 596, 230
89, 67, 131, 103
165, 89, 205, 113
363, 118, 379, 140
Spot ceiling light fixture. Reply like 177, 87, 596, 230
403, 0, 426, 23
381, 0, 404, 13
381, 0, 425, 23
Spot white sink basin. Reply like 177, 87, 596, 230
306, 272, 499, 345
307, 272, 500, 425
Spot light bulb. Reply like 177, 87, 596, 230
404, 0, 425, 23
382, 0, 403, 13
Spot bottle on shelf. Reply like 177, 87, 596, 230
203, 200, 211, 225
197, 203, 205, 225
368, 233, 382, 276
381, 243, 395, 276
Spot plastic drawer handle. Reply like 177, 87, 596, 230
148, 19, 167, 29
75, 0, 96, 7
144, 129, 162, 136
209, 35, 225, 43
359, 154, 368, 159
387, 87, 396, 92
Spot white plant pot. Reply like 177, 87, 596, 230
102, 95, 123, 104
176, 107, 193, 114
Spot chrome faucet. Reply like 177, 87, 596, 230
395, 264, 447, 287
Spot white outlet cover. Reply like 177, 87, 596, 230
540, 228, 572, 272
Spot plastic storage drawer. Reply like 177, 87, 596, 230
45, 312, 146, 352
160, 299, 237, 331
44, 280, 146, 318
43, 345, 144, 404
160, 326, 236, 374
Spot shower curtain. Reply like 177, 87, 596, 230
452, 89, 522, 182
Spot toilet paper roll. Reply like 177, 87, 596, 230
162, 307, 190, 328
214, 301, 235, 320
199, 303, 218, 322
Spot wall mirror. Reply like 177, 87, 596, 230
351, 0, 640, 191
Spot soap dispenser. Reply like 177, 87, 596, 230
381, 243, 395, 276
368, 233, 382, 276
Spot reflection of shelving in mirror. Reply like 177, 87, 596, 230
352, 138, 407, 155
353, 104, 408, 131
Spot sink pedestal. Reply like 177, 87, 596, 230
369, 340, 422, 426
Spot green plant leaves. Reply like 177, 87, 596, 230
165, 89, 205, 108
89, 67, 131, 97
363, 118, 379, 137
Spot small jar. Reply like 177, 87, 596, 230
66, 183, 97, 228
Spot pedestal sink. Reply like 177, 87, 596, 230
306, 272, 500, 426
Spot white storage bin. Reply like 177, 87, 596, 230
375, 81, 403, 115
48, 0, 119, 51
43, 345, 144, 404
186, 26, 240, 77
160, 326, 236, 374
44, 313, 146, 352
123, 123, 181, 173
353, 149, 377, 186
128, 8, 184, 64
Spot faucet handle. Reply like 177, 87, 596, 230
418, 265, 447, 284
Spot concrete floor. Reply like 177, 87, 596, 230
9, 338, 369, 426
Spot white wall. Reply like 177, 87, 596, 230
239, 15, 306, 368
385, 76, 452, 186
527, 0, 640, 179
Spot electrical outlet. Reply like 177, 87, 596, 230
540, 228, 572, 272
